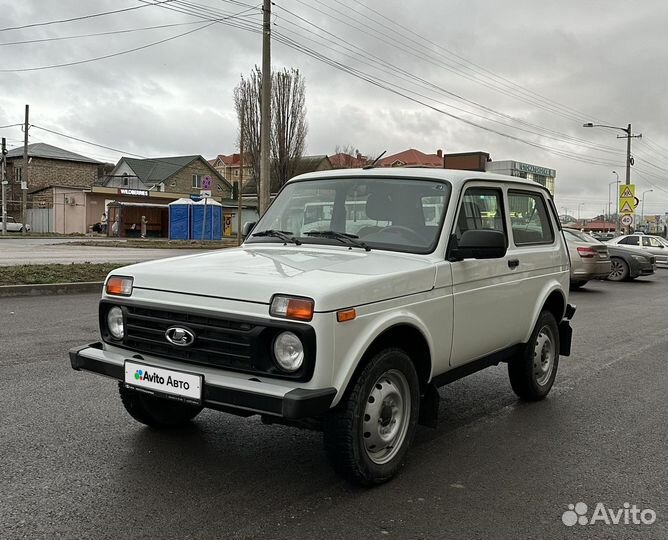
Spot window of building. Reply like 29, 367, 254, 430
14, 167, 22, 183
508, 190, 554, 245
192, 174, 202, 189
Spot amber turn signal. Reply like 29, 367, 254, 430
336, 309, 356, 322
270, 295, 314, 321
105, 276, 133, 296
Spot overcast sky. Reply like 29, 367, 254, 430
1, 0, 667, 218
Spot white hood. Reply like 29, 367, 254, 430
122, 245, 437, 312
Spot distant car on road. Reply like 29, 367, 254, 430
0, 216, 31, 232
606, 234, 668, 267
562, 228, 611, 288
591, 232, 615, 242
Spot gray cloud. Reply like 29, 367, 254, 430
0, 0, 666, 217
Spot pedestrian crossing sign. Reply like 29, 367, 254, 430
619, 183, 636, 214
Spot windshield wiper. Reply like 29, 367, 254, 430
251, 229, 302, 245
304, 230, 371, 251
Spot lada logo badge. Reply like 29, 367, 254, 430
165, 326, 195, 347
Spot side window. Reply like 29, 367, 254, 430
642, 237, 663, 248
455, 187, 506, 241
619, 236, 639, 246
508, 190, 554, 245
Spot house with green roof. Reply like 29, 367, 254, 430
103, 155, 232, 198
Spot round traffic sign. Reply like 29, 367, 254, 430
621, 214, 633, 226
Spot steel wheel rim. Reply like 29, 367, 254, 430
362, 369, 411, 465
533, 325, 555, 386
609, 259, 625, 279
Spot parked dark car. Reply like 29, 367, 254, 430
566, 229, 655, 281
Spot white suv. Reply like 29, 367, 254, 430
70, 169, 575, 485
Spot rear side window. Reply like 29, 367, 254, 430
619, 236, 639, 246
454, 187, 506, 241
508, 191, 554, 245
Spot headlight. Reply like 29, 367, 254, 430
631, 255, 648, 262
273, 331, 304, 372
106, 306, 125, 339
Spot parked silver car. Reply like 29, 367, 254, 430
0, 216, 31, 232
562, 228, 612, 288
606, 234, 668, 267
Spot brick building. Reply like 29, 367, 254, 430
4, 143, 101, 216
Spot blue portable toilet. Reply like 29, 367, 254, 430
191, 198, 223, 240
168, 198, 194, 240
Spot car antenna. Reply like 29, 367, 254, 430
363, 150, 386, 169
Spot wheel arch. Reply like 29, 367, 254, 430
333, 319, 433, 407
522, 284, 566, 343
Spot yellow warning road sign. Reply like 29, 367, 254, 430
620, 200, 635, 214
619, 184, 635, 199
619, 183, 636, 213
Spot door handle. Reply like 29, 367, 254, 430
508, 258, 519, 268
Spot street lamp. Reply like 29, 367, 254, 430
609, 170, 620, 233
578, 202, 585, 222
640, 189, 653, 230
583, 124, 641, 233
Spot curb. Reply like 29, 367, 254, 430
0, 281, 103, 298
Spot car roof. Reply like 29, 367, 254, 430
288, 167, 551, 192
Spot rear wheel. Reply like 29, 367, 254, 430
323, 348, 420, 486
508, 311, 559, 401
608, 257, 629, 281
118, 383, 202, 428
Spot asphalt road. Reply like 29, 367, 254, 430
0, 238, 212, 266
1, 272, 667, 540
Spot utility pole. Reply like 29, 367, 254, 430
259, 0, 271, 216
237, 114, 244, 246
1, 137, 7, 235
22, 104, 29, 235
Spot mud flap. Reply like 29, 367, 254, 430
418, 383, 440, 428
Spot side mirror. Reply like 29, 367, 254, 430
241, 221, 256, 238
449, 230, 507, 260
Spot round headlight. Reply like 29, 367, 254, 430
107, 306, 125, 339
273, 331, 304, 372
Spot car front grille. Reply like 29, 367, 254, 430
99, 302, 316, 381
123, 305, 259, 371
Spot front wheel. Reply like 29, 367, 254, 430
508, 311, 559, 401
118, 383, 202, 428
608, 257, 629, 281
323, 348, 420, 486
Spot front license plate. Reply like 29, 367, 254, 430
124, 360, 202, 403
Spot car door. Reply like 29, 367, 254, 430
449, 183, 518, 366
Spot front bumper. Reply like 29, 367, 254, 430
69, 343, 336, 419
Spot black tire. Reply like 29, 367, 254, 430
508, 311, 559, 401
118, 382, 202, 428
608, 257, 629, 281
323, 348, 420, 486
569, 280, 588, 290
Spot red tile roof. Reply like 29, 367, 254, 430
329, 152, 367, 169
377, 148, 443, 168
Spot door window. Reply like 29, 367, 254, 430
454, 187, 506, 241
508, 191, 554, 245
619, 236, 639, 246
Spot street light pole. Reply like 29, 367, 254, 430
583, 124, 641, 233
640, 189, 653, 230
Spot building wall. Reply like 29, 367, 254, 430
443, 152, 489, 172
163, 160, 232, 198
5, 158, 98, 215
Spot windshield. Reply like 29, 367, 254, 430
246, 177, 451, 254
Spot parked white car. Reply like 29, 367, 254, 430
0, 216, 30, 232
606, 234, 668, 267
70, 169, 575, 486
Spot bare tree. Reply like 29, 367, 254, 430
235, 66, 308, 194
271, 68, 307, 189
234, 67, 262, 195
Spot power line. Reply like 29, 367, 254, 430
0, 21, 205, 47
0, 1, 177, 33
273, 8, 627, 159
0, 3, 261, 73
0, 123, 22, 129
336, 0, 613, 126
